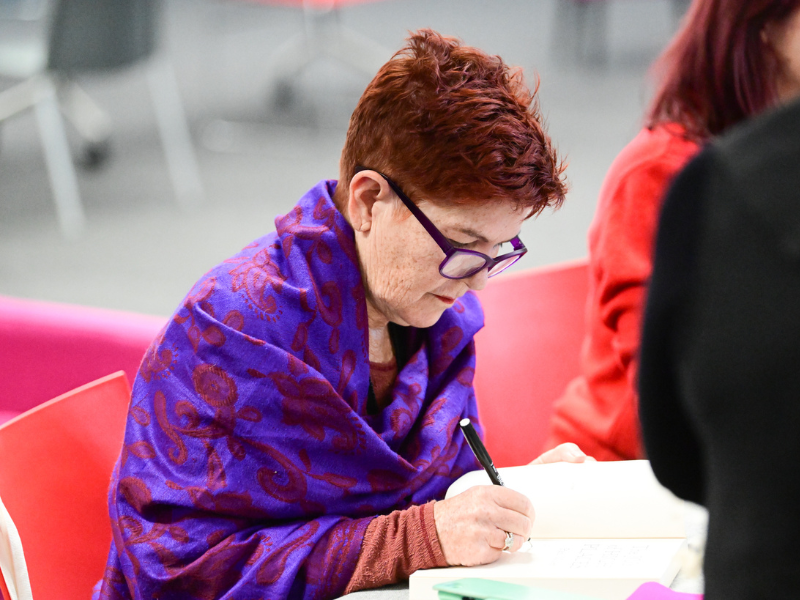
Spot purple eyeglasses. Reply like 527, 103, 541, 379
356, 167, 528, 280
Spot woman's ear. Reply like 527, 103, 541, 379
347, 171, 390, 234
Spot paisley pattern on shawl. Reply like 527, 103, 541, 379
95, 180, 485, 600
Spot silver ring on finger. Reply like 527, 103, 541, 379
502, 531, 513, 552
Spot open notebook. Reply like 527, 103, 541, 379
410, 461, 687, 600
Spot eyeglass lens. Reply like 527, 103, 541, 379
440, 251, 523, 279
441, 252, 488, 278
487, 254, 522, 276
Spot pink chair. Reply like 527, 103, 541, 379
0, 372, 130, 600
473, 259, 589, 467
0, 295, 165, 424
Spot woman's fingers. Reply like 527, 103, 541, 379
433, 485, 535, 566
530, 442, 595, 465
490, 484, 535, 517
508, 528, 529, 552
489, 528, 509, 550
492, 503, 533, 541
433, 443, 599, 567
489, 528, 528, 552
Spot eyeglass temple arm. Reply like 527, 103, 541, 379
355, 167, 525, 256
376, 174, 456, 256
382, 175, 528, 257
382, 173, 530, 261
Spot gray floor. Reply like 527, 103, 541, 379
0, 0, 685, 317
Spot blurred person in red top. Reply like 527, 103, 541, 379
544, 0, 800, 461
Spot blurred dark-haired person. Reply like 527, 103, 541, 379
544, 0, 800, 461
639, 93, 800, 600
94, 30, 584, 600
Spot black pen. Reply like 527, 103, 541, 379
459, 417, 504, 486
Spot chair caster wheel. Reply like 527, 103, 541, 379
80, 141, 111, 169
272, 79, 295, 111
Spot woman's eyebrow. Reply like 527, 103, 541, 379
453, 227, 489, 243
453, 227, 519, 245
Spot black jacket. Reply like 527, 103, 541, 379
639, 97, 800, 600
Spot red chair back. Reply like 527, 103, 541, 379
0, 372, 130, 600
0, 295, 164, 419
474, 259, 589, 467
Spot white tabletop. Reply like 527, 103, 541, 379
337, 502, 708, 600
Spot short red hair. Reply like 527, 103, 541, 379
335, 29, 566, 217
647, 0, 800, 141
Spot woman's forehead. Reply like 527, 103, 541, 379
421, 198, 526, 238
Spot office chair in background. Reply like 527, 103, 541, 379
249, 0, 393, 109
200, 0, 393, 148
552, 0, 693, 67
0, 0, 203, 239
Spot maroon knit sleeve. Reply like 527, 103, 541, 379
343, 501, 448, 594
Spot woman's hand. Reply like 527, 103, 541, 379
433, 485, 533, 566
529, 442, 595, 465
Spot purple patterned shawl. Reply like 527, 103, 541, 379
96, 181, 484, 600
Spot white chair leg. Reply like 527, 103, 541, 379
0, 79, 37, 122
301, 5, 390, 78
0, 493, 33, 600
145, 57, 204, 208
333, 25, 393, 78
262, 32, 314, 92
57, 80, 112, 146
32, 75, 85, 239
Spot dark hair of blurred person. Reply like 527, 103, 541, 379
647, 0, 800, 140
543, 1, 800, 462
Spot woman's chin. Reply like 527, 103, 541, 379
402, 307, 448, 329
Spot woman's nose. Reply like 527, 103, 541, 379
465, 268, 490, 291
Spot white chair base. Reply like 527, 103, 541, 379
0, 57, 205, 237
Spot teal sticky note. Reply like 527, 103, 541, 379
434, 578, 604, 600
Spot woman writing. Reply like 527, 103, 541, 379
95, 30, 583, 600
545, 0, 800, 461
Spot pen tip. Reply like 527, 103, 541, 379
460, 418, 471, 427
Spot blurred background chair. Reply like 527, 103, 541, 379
0, 372, 130, 600
552, 0, 610, 66
0, 294, 165, 425
552, 0, 692, 66
0, 0, 203, 239
0, 0, 43, 21
235, 0, 393, 109
200, 0, 394, 144
474, 259, 589, 467
0, 0, 689, 318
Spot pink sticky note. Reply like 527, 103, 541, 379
626, 582, 703, 600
